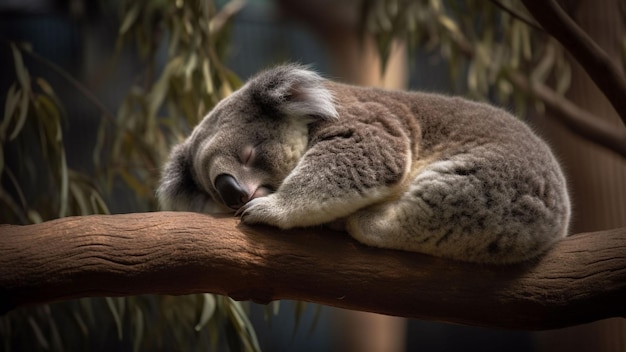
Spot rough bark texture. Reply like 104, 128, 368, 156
1, 212, 625, 330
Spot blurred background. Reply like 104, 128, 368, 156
1, 0, 625, 351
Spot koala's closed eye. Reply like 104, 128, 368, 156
241, 146, 255, 166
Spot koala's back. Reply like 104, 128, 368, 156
330, 83, 571, 263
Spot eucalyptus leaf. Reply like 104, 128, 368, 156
11, 44, 30, 91
132, 306, 144, 352
0, 142, 3, 176
58, 147, 69, 218
44, 305, 64, 351
227, 299, 261, 352
8, 82, 29, 141
195, 294, 217, 332
90, 191, 111, 215
27, 210, 42, 224
70, 182, 89, 215
532, 44, 556, 84
292, 301, 306, 338
72, 311, 89, 337
28, 317, 50, 350
1, 84, 19, 139
105, 297, 124, 340
119, 3, 140, 35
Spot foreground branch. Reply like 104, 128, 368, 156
1, 212, 625, 330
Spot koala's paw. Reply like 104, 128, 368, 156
238, 196, 286, 228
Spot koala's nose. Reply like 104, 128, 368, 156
214, 174, 248, 210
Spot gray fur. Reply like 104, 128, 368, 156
158, 64, 570, 264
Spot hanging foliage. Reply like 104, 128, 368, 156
361, 0, 573, 116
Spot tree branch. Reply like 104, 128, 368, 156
444, 21, 626, 158
1, 212, 625, 330
521, 0, 626, 126
507, 71, 626, 158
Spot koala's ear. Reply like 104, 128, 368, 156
250, 64, 339, 121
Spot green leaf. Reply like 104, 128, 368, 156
184, 53, 197, 91
132, 306, 144, 352
70, 182, 89, 215
195, 293, 216, 331
1, 83, 19, 139
105, 297, 124, 340
438, 15, 460, 35
531, 44, 555, 84
227, 299, 261, 352
202, 56, 214, 94
307, 304, 323, 336
292, 301, 306, 337
28, 317, 50, 350
272, 301, 280, 316
90, 191, 111, 215
0, 141, 4, 177
11, 44, 30, 90
555, 55, 572, 95
72, 311, 89, 336
44, 305, 64, 351
168, 17, 182, 56
58, 147, 69, 218
149, 57, 180, 118
27, 210, 42, 224
119, 3, 140, 35
9, 83, 29, 141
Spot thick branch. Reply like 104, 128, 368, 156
1, 212, 625, 330
522, 0, 626, 126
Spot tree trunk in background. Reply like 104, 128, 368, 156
326, 41, 409, 352
535, 0, 626, 350
319, 25, 409, 352
276, 2, 409, 351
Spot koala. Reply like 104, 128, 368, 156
158, 64, 570, 264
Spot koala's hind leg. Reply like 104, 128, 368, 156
345, 158, 566, 264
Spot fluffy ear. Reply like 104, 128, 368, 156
157, 142, 221, 213
249, 64, 339, 121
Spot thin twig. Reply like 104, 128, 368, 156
521, 0, 626, 127
442, 23, 626, 158
508, 71, 626, 158
488, 0, 543, 32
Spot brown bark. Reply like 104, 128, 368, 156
1, 212, 625, 330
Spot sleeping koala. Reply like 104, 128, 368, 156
158, 64, 570, 264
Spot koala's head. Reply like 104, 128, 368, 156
157, 64, 338, 213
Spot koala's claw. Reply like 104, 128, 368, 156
234, 200, 252, 218
238, 197, 277, 225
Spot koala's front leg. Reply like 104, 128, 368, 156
240, 122, 412, 229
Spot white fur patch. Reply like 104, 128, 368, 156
282, 68, 339, 121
